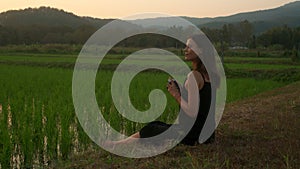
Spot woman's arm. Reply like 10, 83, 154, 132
168, 71, 203, 117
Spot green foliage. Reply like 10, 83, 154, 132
257, 26, 300, 50
202, 20, 254, 48
291, 46, 300, 62
204, 23, 300, 51
226, 78, 286, 103
224, 49, 287, 58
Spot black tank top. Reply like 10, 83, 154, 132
178, 72, 212, 141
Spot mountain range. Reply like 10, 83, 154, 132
129, 1, 300, 34
0, 1, 299, 34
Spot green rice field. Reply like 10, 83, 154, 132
0, 52, 299, 168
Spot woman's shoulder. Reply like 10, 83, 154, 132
187, 71, 203, 80
187, 71, 205, 89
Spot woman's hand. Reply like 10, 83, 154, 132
167, 81, 181, 100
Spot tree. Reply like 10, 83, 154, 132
239, 20, 253, 47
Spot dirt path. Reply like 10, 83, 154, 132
60, 81, 300, 169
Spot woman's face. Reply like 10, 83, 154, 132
184, 39, 199, 61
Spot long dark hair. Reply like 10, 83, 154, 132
190, 34, 220, 87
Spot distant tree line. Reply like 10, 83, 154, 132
202, 20, 254, 48
202, 20, 300, 50
0, 20, 300, 51
0, 24, 97, 45
256, 26, 300, 50
116, 33, 183, 48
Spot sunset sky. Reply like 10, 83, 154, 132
0, 0, 297, 19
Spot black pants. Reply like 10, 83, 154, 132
139, 121, 215, 146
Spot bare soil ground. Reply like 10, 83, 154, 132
59, 81, 300, 169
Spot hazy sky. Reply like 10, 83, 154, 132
0, 0, 297, 19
